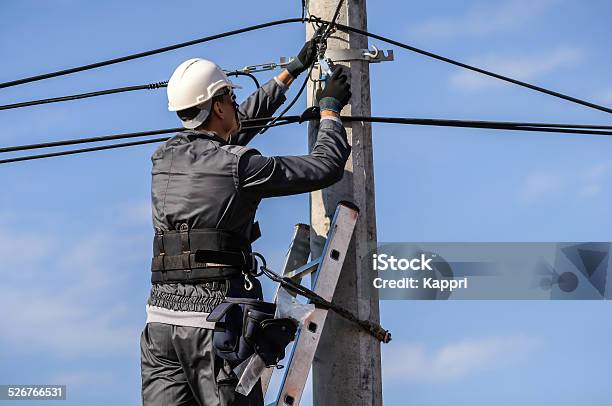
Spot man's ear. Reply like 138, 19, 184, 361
211, 100, 224, 119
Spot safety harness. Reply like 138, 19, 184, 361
151, 222, 390, 367
151, 222, 261, 284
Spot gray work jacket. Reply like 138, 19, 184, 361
148, 78, 350, 312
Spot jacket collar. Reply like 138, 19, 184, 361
182, 129, 228, 145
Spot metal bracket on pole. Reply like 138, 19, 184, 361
324, 44, 394, 63
261, 202, 359, 406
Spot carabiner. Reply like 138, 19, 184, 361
244, 273, 254, 291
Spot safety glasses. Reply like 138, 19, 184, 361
215, 87, 236, 102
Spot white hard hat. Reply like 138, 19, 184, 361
167, 58, 241, 129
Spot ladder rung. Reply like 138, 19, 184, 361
284, 258, 321, 280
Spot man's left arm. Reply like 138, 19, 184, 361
231, 40, 317, 146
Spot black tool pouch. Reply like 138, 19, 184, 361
206, 297, 298, 365
206, 297, 276, 364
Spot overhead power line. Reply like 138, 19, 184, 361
0, 117, 299, 153
0, 81, 168, 111
0, 128, 180, 153
0, 18, 305, 89
0, 16, 609, 116
0, 70, 260, 112
318, 18, 612, 115
0, 137, 171, 165
2, 115, 612, 165
350, 116, 612, 135
5, 115, 611, 154
0, 121, 296, 165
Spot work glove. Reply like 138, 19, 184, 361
286, 39, 317, 78
316, 66, 351, 113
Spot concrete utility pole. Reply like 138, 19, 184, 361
306, 0, 382, 404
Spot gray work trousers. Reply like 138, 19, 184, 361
140, 322, 264, 406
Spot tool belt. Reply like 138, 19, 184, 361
206, 297, 297, 366
150, 223, 261, 284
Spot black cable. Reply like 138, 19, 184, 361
338, 13, 610, 115
3, 115, 612, 156
0, 81, 168, 111
2, 14, 609, 116
255, 0, 343, 135
3, 118, 612, 165
326, 0, 344, 37
308, 17, 612, 115
0, 71, 260, 112
0, 137, 170, 165
342, 116, 612, 136
0, 121, 296, 165
0, 117, 302, 154
257, 65, 314, 134
4, 14, 607, 117
0, 128, 181, 153
269, 1, 347, 143
0, 18, 304, 89
226, 71, 261, 89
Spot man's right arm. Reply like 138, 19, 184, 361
238, 116, 350, 198
238, 66, 352, 198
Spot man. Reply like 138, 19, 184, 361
141, 40, 351, 406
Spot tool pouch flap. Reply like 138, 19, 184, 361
254, 318, 298, 366
206, 297, 276, 364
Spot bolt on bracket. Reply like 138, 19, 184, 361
323, 45, 394, 63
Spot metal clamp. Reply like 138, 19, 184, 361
323, 44, 394, 63
236, 57, 296, 74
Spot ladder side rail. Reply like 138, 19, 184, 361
261, 223, 312, 395
273, 203, 359, 406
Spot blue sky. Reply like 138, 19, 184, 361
0, 0, 611, 404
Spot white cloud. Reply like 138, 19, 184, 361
383, 334, 541, 383
1, 109, 70, 143
518, 162, 611, 205
0, 286, 140, 357
577, 162, 609, 200
54, 231, 138, 292
594, 88, 612, 105
410, 0, 557, 39
0, 219, 148, 357
0, 228, 55, 271
450, 47, 582, 92
519, 171, 564, 204
49, 369, 118, 387
120, 200, 152, 225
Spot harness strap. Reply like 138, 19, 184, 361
150, 226, 257, 283
179, 223, 191, 270
151, 266, 242, 283
151, 250, 252, 272
152, 228, 166, 271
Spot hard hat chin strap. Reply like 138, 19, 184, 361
228, 101, 242, 143
233, 101, 242, 133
